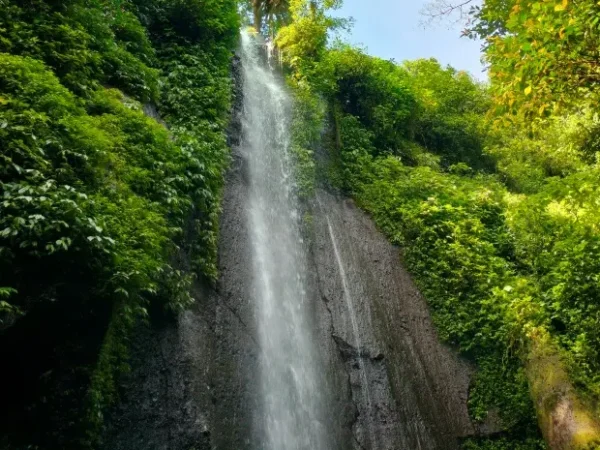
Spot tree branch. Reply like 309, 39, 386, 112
420, 0, 477, 26
439, 0, 476, 16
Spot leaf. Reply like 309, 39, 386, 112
555, 0, 567, 11
524, 86, 532, 95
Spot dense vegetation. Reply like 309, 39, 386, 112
271, 0, 600, 449
0, 0, 238, 447
2, 0, 599, 448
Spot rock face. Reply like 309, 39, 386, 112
312, 190, 476, 449
101, 56, 482, 450
101, 183, 480, 450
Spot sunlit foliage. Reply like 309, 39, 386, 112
427, 0, 600, 120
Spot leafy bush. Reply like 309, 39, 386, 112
322, 47, 416, 157
486, 112, 593, 194
0, 0, 239, 446
0, 50, 203, 332
131, 0, 239, 48
404, 59, 492, 170
506, 167, 600, 401
0, 0, 159, 101
318, 52, 491, 169
462, 436, 545, 450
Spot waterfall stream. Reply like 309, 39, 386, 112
324, 214, 378, 448
239, 30, 329, 450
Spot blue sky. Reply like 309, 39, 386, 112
331, 0, 487, 79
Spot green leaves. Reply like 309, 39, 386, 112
505, 166, 600, 397
276, 0, 346, 87
322, 47, 417, 157
0, 0, 159, 102
155, 44, 234, 280
0, 0, 239, 447
0, 287, 17, 303
0, 287, 21, 325
466, 0, 600, 119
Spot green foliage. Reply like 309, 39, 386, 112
289, 86, 323, 199
486, 111, 594, 193
283, 38, 491, 171
0, 287, 19, 320
464, 0, 600, 119
127, 0, 239, 280
0, 0, 238, 446
352, 156, 515, 348
131, 0, 239, 49
334, 114, 376, 189
405, 59, 492, 169
469, 354, 538, 429
0, 54, 200, 318
324, 47, 417, 157
0, 0, 159, 101
247, 0, 291, 32
316, 52, 491, 169
276, 0, 345, 85
153, 44, 234, 279
506, 167, 600, 401
462, 436, 545, 450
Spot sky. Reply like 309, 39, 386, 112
331, 0, 487, 80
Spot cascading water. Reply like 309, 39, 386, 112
324, 212, 379, 450
239, 30, 329, 450
325, 215, 370, 397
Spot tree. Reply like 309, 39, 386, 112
421, 0, 479, 25
251, 0, 291, 32
424, 0, 600, 120
483, 0, 600, 119
275, 0, 343, 83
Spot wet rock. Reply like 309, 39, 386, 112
312, 189, 478, 450
102, 185, 497, 450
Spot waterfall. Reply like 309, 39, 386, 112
324, 213, 379, 450
324, 215, 372, 402
239, 30, 329, 450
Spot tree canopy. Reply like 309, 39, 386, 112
426, 0, 600, 120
